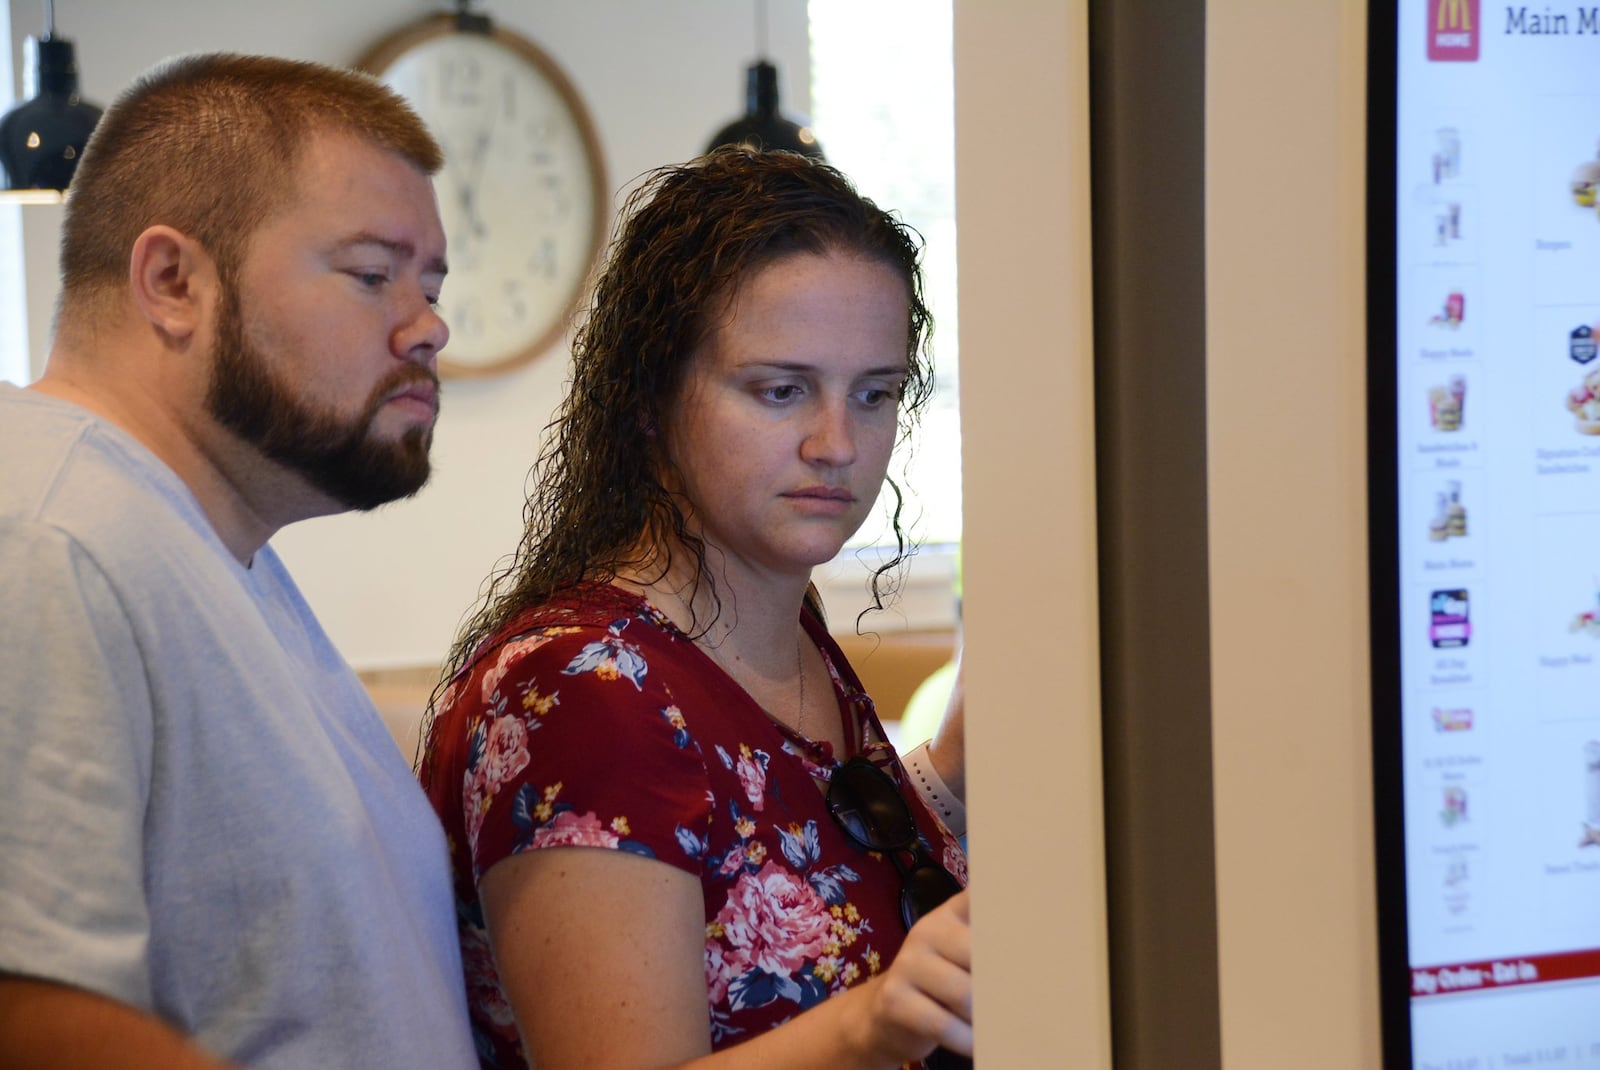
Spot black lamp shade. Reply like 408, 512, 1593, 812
0, 36, 103, 192
706, 60, 823, 159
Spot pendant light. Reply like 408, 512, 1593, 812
704, 0, 823, 159
0, 0, 103, 197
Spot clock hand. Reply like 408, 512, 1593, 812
443, 129, 491, 242
458, 127, 493, 239
459, 180, 488, 239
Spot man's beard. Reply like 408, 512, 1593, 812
204, 287, 439, 511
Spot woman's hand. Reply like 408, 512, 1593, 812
483, 846, 973, 1070
846, 890, 973, 1066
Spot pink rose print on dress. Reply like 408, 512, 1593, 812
461, 926, 518, 1033
437, 675, 462, 717
713, 861, 833, 981
942, 841, 968, 887
735, 745, 770, 813
464, 716, 532, 850
479, 716, 532, 788
718, 848, 748, 878
531, 809, 622, 850
480, 634, 554, 702
705, 934, 742, 1004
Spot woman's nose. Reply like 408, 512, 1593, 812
800, 400, 857, 467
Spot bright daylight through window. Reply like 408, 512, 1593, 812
808, 0, 960, 624
0, 4, 31, 385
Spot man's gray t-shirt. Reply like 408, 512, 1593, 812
0, 385, 476, 1069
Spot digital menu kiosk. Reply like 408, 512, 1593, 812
1374, 1, 1600, 1065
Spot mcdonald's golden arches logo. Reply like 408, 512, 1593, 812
1428, 0, 1480, 61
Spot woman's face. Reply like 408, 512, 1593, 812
661, 250, 911, 582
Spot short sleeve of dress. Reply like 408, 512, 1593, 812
453, 615, 715, 885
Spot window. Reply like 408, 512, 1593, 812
809, 0, 960, 627
0, 4, 33, 385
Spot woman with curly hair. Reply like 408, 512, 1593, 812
421, 147, 971, 1070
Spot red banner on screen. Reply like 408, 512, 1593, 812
1412, 947, 1600, 997
1427, 0, 1481, 61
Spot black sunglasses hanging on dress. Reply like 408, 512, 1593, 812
827, 755, 971, 1070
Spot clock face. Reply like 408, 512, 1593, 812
364, 23, 607, 376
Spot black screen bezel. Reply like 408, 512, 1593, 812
1367, 2, 1412, 1067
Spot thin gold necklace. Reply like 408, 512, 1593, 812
795, 630, 806, 737
697, 626, 807, 736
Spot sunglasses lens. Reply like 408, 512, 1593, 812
900, 858, 963, 928
830, 758, 917, 849
829, 756, 965, 936
926, 1047, 974, 1070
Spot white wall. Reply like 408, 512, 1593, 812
1207, 0, 1382, 1066
7, 0, 812, 670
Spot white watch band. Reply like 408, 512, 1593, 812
902, 740, 967, 841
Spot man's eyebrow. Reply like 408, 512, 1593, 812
336, 232, 448, 276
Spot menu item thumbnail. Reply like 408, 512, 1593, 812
1582, 742, 1600, 848
1564, 367, 1600, 434
1441, 784, 1469, 827
1431, 588, 1472, 648
1572, 143, 1600, 212
1433, 127, 1462, 184
1428, 481, 1469, 541
1434, 200, 1464, 245
1433, 706, 1474, 732
1568, 585, 1600, 637
1429, 291, 1466, 329
1429, 375, 1467, 431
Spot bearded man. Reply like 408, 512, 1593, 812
0, 53, 476, 1070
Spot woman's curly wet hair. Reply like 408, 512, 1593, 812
440, 147, 934, 689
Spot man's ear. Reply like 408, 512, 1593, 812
127, 225, 219, 343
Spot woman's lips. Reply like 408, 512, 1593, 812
788, 485, 854, 501
784, 486, 856, 512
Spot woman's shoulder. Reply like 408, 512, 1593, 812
472, 584, 677, 667
508, 581, 659, 634
443, 583, 710, 713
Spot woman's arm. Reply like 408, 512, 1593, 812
925, 652, 966, 803
0, 977, 237, 1070
480, 848, 971, 1070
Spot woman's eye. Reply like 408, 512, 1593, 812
761, 384, 802, 403
351, 271, 389, 289
855, 387, 900, 408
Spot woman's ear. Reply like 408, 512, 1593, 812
127, 225, 219, 343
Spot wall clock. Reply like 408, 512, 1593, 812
357, 9, 608, 378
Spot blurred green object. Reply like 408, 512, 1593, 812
898, 658, 958, 747
900, 542, 962, 745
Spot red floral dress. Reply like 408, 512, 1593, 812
420, 583, 967, 1070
